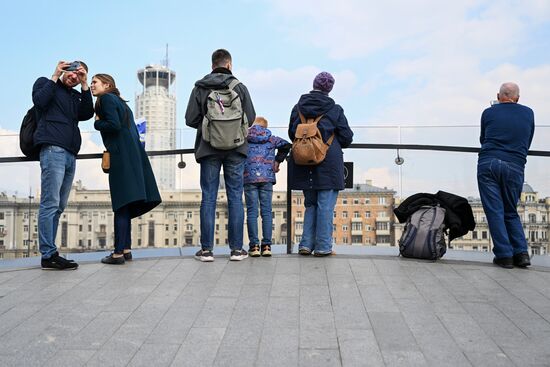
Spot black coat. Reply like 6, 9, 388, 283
94, 93, 161, 217
394, 191, 476, 241
288, 91, 353, 190
32, 78, 94, 155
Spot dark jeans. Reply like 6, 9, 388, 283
477, 158, 527, 258
244, 182, 273, 247
114, 205, 131, 254
200, 153, 246, 251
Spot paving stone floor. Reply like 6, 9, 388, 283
0, 255, 549, 366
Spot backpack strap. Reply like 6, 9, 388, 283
227, 79, 241, 91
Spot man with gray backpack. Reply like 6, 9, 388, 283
186, 49, 256, 262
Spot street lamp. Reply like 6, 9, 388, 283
27, 188, 34, 257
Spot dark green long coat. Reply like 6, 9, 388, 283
94, 93, 161, 217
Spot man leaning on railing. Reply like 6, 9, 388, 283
477, 82, 535, 269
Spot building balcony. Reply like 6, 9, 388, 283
376, 217, 390, 222
376, 229, 390, 235
295, 217, 304, 222
351, 229, 363, 235
351, 217, 362, 222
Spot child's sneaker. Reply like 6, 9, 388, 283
249, 246, 261, 257
261, 245, 272, 257
195, 249, 214, 262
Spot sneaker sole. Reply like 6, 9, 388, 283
195, 256, 214, 262
230, 254, 249, 261
249, 252, 261, 257
261, 252, 272, 257
41, 266, 78, 271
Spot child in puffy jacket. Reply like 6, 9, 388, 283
244, 117, 291, 257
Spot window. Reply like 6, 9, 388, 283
342, 236, 348, 243
342, 224, 348, 231
295, 223, 303, 231
216, 212, 219, 219
79, 225, 83, 232
173, 224, 178, 231
173, 238, 177, 246
481, 231, 488, 240
342, 199, 348, 205
352, 222, 362, 231
165, 224, 169, 231
529, 214, 536, 223
365, 211, 371, 218
187, 211, 192, 219
376, 235, 390, 243
215, 224, 219, 231
165, 238, 169, 246
0, 212, 4, 220
148, 221, 155, 246
352, 235, 362, 243
186, 224, 193, 231
333, 211, 337, 218
365, 198, 370, 204
342, 211, 348, 218
376, 222, 388, 230
353, 199, 359, 205
88, 225, 92, 231
297, 211, 303, 218
379, 197, 386, 205
353, 211, 360, 218
377, 212, 387, 218
24, 225, 29, 232
472, 231, 478, 239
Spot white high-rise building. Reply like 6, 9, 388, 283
135, 64, 176, 191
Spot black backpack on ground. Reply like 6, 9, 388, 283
20, 106, 40, 160
398, 205, 448, 260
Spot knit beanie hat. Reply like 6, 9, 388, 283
313, 72, 335, 94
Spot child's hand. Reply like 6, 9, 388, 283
273, 161, 280, 173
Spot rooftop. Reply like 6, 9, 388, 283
1, 247, 549, 367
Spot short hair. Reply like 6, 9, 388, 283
211, 49, 232, 68
499, 82, 520, 99
77, 61, 89, 72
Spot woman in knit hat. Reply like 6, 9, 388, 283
287, 72, 354, 256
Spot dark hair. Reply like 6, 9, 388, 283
93, 73, 130, 127
77, 61, 89, 72
211, 49, 232, 68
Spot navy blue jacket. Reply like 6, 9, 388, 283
288, 91, 353, 190
32, 77, 94, 155
478, 102, 535, 168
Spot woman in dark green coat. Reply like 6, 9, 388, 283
92, 74, 161, 265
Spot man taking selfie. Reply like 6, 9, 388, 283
32, 60, 94, 270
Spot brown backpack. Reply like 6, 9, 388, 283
292, 112, 335, 165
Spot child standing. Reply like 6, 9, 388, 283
244, 117, 291, 257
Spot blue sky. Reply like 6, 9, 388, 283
1, 0, 550, 197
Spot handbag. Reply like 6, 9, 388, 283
101, 151, 110, 173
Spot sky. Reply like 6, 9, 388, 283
1, 0, 550, 199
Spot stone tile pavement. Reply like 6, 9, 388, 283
0, 254, 549, 366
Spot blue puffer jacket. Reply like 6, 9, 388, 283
288, 91, 354, 190
32, 78, 94, 155
244, 125, 291, 185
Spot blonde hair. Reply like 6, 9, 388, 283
253, 116, 268, 128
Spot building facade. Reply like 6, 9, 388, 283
290, 180, 396, 248
135, 64, 177, 191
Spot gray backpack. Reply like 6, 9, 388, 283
201, 79, 248, 150
398, 205, 448, 260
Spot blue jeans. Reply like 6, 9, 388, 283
38, 145, 76, 259
114, 205, 131, 254
300, 189, 338, 254
477, 158, 527, 258
200, 153, 245, 251
244, 182, 273, 247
